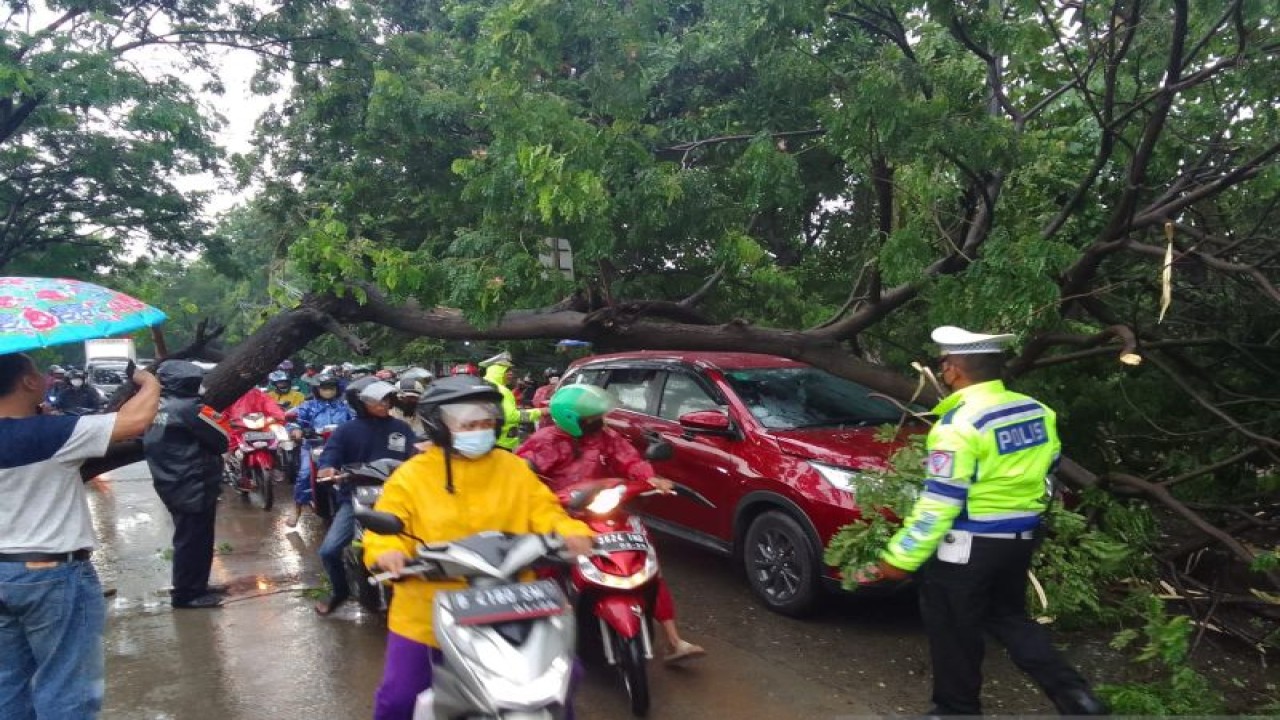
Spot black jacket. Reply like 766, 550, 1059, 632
143, 362, 228, 514
54, 385, 102, 413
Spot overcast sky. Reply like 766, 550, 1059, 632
172, 45, 283, 218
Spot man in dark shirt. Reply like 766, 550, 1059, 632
313, 378, 416, 615
143, 361, 231, 609
54, 370, 103, 415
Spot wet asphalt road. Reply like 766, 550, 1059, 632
90, 464, 1071, 719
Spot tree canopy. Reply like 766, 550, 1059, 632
229, 0, 1279, 475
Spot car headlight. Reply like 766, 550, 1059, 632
808, 461, 865, 492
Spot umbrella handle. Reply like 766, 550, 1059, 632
151, 326, 169, 360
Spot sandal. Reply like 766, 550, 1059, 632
664, 640, 706, 665
313, 596, 347, 616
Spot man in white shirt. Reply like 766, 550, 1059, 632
0, 352, 159, 719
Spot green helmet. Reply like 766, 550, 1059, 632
549, 384, 614, 437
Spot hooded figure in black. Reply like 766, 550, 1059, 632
143, 361, 230, 609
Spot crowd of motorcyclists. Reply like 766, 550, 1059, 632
24, 325, 1109, 719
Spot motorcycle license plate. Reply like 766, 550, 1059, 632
252, 442, 269, 449
594, 531, 649, 553
443, 580, 566, 626
243, 432, 275, 443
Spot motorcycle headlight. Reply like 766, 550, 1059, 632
808, 461, 865, 493
576, 553, 658, 590
586, 486, 625, 515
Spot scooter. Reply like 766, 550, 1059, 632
359, 510, 577, 720
277, 409, 302, 483
303, 423, 340, 520
335, 459, 403, 614
230, 412, 286, 511
555, 443, 715, 717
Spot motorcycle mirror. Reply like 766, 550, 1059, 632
644, 439, 674, 462
354, 508, 406, 536
565, 488, 593, 512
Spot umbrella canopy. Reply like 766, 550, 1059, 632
0, 277, 166, 355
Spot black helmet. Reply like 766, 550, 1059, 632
309, 373, 340, 398
416, 375, 502, 446
345, 376, 398, 418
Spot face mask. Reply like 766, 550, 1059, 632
70, 379, 84, 387
452, 429, 496, 458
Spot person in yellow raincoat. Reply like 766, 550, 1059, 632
363, 375, 594, 720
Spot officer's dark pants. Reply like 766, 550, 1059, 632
171, 506, 217, 604
919, 537, 1088, 715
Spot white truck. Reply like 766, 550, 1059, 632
85, 338, 137, 399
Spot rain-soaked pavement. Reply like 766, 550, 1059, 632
90, 464, 1081, 719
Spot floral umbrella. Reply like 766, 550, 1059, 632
0, 277, 167, 355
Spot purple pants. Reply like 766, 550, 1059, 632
374, 632, 580, 720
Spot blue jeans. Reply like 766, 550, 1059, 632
319, 500, 355, 602
0, 559, 106, 719
295, 442, 317, 505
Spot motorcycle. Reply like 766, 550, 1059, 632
303, 423, 340, 520
555, 441, 713, 717
229, 412, 286, 511
277, 408, 302, 483
359, 510, 577, 720
333, 459, 403, 614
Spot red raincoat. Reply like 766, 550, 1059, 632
516, 425, 654, 493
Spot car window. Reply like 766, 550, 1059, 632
723, 367, 903, 430
603, 368, 661, 414
567, 368, 607, 387
657, 372, 721, 421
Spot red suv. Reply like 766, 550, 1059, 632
560, 351, 910, 616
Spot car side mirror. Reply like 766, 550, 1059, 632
354, 509, 405, 536
678, 409, 735, 436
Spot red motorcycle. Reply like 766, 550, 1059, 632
556, 444, 713, 716
229, 412, 287, 511
305, 424, 340, 520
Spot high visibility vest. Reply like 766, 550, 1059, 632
483, 364, 544, 450
883, 380, 1060, 572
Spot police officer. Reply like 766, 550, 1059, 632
858, 326, 1107, 716
478, 351, 544, 450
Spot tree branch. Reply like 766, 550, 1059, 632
678, 267, 725, 308
662, 128, 825, 156
1146, 354, 1280, 451
1008, 325, 1139, 376
1107, 472, 1280, 589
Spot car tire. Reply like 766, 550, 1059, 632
742, 510, 820, 617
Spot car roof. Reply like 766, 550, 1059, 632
571, 350, 809, 371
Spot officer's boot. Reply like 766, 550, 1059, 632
1052, 688, 1110, 716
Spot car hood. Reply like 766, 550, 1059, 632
766, 427, 898, 470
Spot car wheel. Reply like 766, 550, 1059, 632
743, 510, 820, 617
